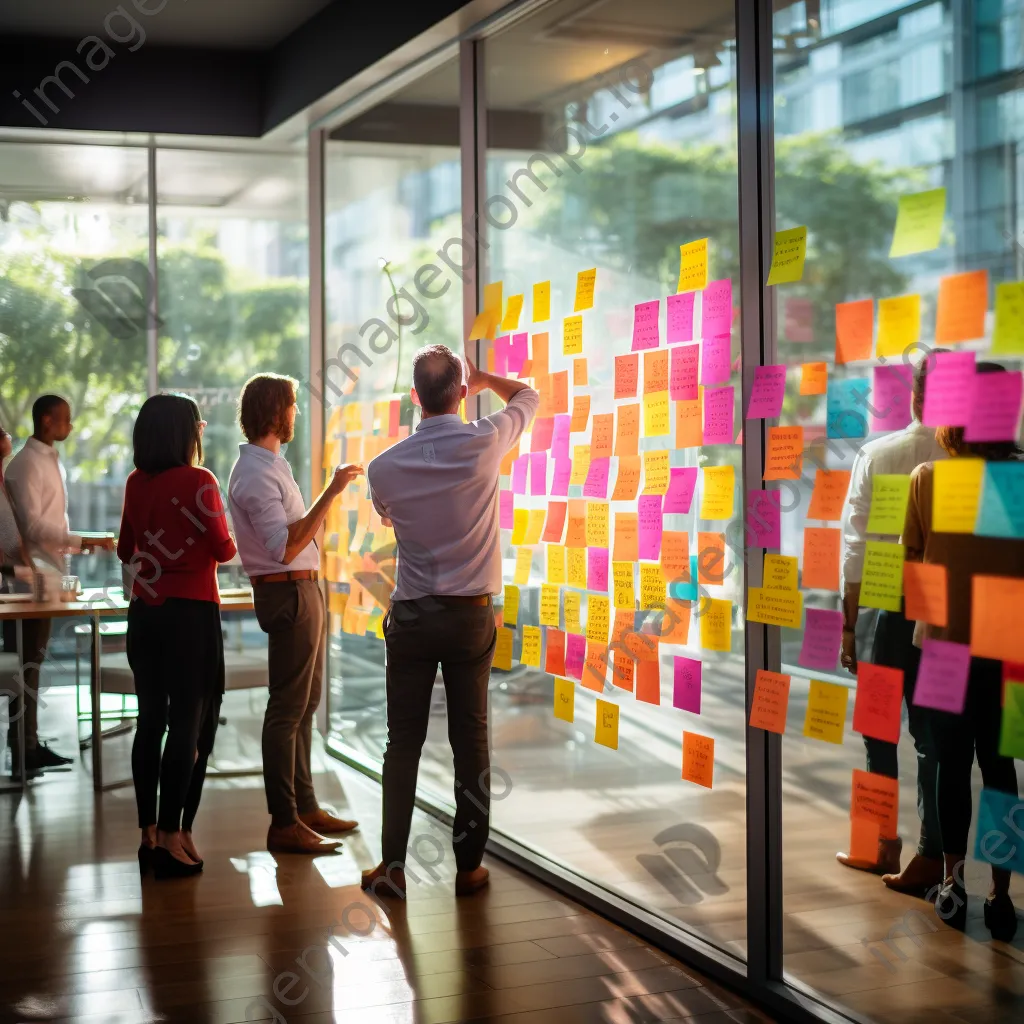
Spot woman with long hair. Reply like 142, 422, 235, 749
118, 394, 236, 880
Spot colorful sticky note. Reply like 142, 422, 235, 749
582, 640, 608, 691
567, 546, 587, 588
749, 670, 791, 733
747, 490, 781, 549
835, 299, 874, 364
935, 269, 987, 343
803, 679, 849, 744
594, 698, 619, 748
871, 364, 913, 432
586, 594, 610, 643
632, 300, 661, 351
611, 456, 641, 501
540, 584, 561, 627
667, 293, 695, 344
799, 608, 844, 672
530, 451, 548, 495
860, 541, 904, 612
902, 561, 947, 627
583, 457, 610, 499
523, 508, 546, 544
700, 465, 735, 520
971, 575, 1024, 662
975, 788, 1024, 875
876, 294, 921, 358
766, 225, 807, 285
807, 469, 852, 522
501, 294, 524, 331
827, 378, 870, 440
547, 544, 567, 583
531, 280, 551, 322
493, 626, 514, 670
574, 268, 597, 311
612, 561, 635, 610
510, 508, 528, 545
638, 494, 663, 560
644, 350, 669, 395
889, 187, 945, 257
573, 357, 588, 386
563, 315, 583, 355
564, 591, 582, 636
615, 354, 639, 399
551, 457, 572, 496
591, 413, 613, 457
499, 489, 514, 529
613, 512, 639, 562
677, 238, 709, 292
913, 637, 971, 714
992, 280, 1024, 354
746, 364, 787, 419
664, 467, 698, 514
512, 455, 529, 495
747, 587, 803, 628
965, 370, 1023, 443
570, 394, 591, 434
702, 386, 734, 445
615, 405, 640, 458
851, 768, 899, 840
975, 461, 1024, 539
999, 682, 1024, 759
643, 392, 671, 437
504, 584, 520, 626
800, 362, 828, 396
922, 350, 975, 427
700, 334, 731, 385
699, 598, 732, 652
702, 280, 733, 338
520, 625, 542, 667
853, 662, 903, 744
642, 451, 670, 496
553, 677, 574, 722
932, 458, 984, 533
661, 598, 692, 643
586, 501, 609, 547
483, 281, 503, 314
764, 427, 803, 480
639, 563, 666, 610
565, 633, 585, 677
670, 344, 699, 401
866, 474, 911, 535
676, 395, 702, 448
697, 532, 727, 585
660, 531, 689, 583
682, 731, 714, 789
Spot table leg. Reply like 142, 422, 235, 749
91, 612, 102, 792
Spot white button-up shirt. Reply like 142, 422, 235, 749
4, 437, 81, 571
841, 421, 946, 586
227, 443, 318, 577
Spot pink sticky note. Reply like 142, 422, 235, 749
508, 333, 528, 373
673, 657, 702, 714
551, 457, 571, 496
531, 416, 554, 452
798, 608, 844, 671
664, 467, 698, 514
701, 335, 731, 385
499, 489, 514, 529
632, 299, 661, 351
746, 364, 787, 419
588, 547, 609, 592
702, 279, 732, 337
529, 451, 547, 496
670, 344, 699, 401
703, 386, 735, 445
667, 292, 695, 343
551, 414, 572, 460
638, 495, 663, 560
913, 637, 971, 714
565, 634, 585, 679
922, 351, 976, 427
583, 457, 610, 499
511, 455, 528, 494
747, 490, 780, 549
965, 370, 1023, 442
494, 335, 510, 377
871, 364, 913, 432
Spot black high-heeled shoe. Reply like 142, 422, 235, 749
138, 844, 155, 878
935, 876, 968, 931
152, 845, 203, 880
984, 893, 1019, 942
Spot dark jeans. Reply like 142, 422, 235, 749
6, 618, 51, 757
381, 597, 497, 873
863, 608, 941, 859
929, 655, 1019, 857
128, 598, 225, 833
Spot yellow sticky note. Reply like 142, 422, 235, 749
699, 598, 732, 652
547, 544, 567, 585
639, 563, 666, 610
574, 268, 597, 311
554, 677, 575, 722
586, 502, 609, 547
642, 450, 670, 495
483, 281, 503, 313
643, 391, 670, 437
677, 238, 709, 293
533, 281, 551, 323
700, 465, 735, 521
747, 587, 803, 628
766, 226, 807, 285
992, 281, 1024, 355
803, 679, 849, 744
763, 553, 799, 591
595, 698, 619, 749
876, 294, 921, 357
612, 562, 635, 610
511, 508, 528, 545
468, 308, 499, 341
587, 595, 610, 642
540, 584, 561, 627
504, 584, 520, 626
571, 445, 591, 486
521, 625, 542, 667
563, 315, 583, 355
523, 509, 546, 545
500, 294, 524, 331
567, 547, 587, 589
866, 474, 911, 535
513, 546, 533, 585
493, 626, 514, 670
933, 458, 984, 533
564, 591, 582, 634
860, 541, 905, 612
889, 188, 945, 258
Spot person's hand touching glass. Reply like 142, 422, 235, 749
329, 463, 364, 496
463, 347, 487, 397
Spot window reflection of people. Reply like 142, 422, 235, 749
837, 360, 945, 893
361, 344, 538, 899
902, 362, 1022, 941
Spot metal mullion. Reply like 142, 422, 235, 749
147, 144, 158, 396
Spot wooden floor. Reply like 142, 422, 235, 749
0, 692, 773, 1024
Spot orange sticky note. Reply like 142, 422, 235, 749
532, 332, 550, 376
551, 370, 569, 415
643, 350, 669, 395
696, 532, 726, 586
764, 427, 803, 480
935, 269, 988, 344
802, 527, 841, 591
835, 299, 873, 364
676, 397, 702, 449
565, 499, 587, 548
615, 354, 639, 399
971, 576, 1024, 662
800, 362, 828, 395
849, 817, 880, 865
611, 455, 642, 501
660, 531, 689, 582
592, 414, 614, 457
542, 501, 568, 543
660, 599, 691, 644
903, 562, 947, 627
573, 357, 588, 386
748, 669, 791, 733
582, 640, 608, 692
613, 512, 639, 561
614, 404, 640, 458
500, 441, 519, 478
545, 629, 566, 676
570, 394, 591, 433
682, 731, 714, 789
636, 659, 661, 705
612, 648, 635, 692
611, 608, 634, 647
853, 662, 903, 744
806, 469, 851, 521
851, 768, 899, 840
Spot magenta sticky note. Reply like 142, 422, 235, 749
913, 637, 971, 714
664, 467, 698, 514
673, 657, 702, 714
551, 414, 571, 460
499, 489, 514, 529
747, 489, 781, 549
587, 547, 609, 592
494, 335, 510, 377
631, 299, 661, 351
746, 364, 787, 419
667, 292, 695, 344
508, 333, 528, 374
583, 457, 610, 499
531, 416, 554, 452
871, 364, 913, 432
529, 451, 547, 496
965, 370, 1023, 442
565, 634, 585, 679
922, 351, 976, 427
702, 279, 732, 338
551, 457, 571, 496
701, 335, 731, 385
511, 455, 528, 494
703, 386, 735, 445
798, 608, 844, 671
670, 344, 699, 401
638, 495, 663, 560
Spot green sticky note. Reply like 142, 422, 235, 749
860, 540, 904, 613
999, 682, 1024, 759
992, 281, 1024, 355
866, 474, 912, 535
889, 188, 945, 258
766, 226, 807, 285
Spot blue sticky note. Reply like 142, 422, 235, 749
973, 788, 1024, 876
975, 462, 1024, 539
669, 555, 699, 601
827, 378, 870, 439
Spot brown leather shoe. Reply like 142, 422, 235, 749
455, 866, 490, 896
836, 836, 902, 875
299, 808, 359, 834
267, 822, 340, 855
882, 854, 944, 897
360, 862, 406, 899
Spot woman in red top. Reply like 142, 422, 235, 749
118, 394, 236, 880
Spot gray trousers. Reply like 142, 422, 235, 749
253, 580, 325, 827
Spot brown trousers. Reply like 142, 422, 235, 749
252, 580, 325, 827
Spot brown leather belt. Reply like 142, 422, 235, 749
425, 594, 491, 606
250, 569, 319, 586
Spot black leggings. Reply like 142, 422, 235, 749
127, 598, 225, 833
930, 655, 1019, 857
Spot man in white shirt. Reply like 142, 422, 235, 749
837, 358, 945, 893
228, 373, 363, 855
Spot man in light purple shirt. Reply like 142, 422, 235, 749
360, 344, 538, 900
